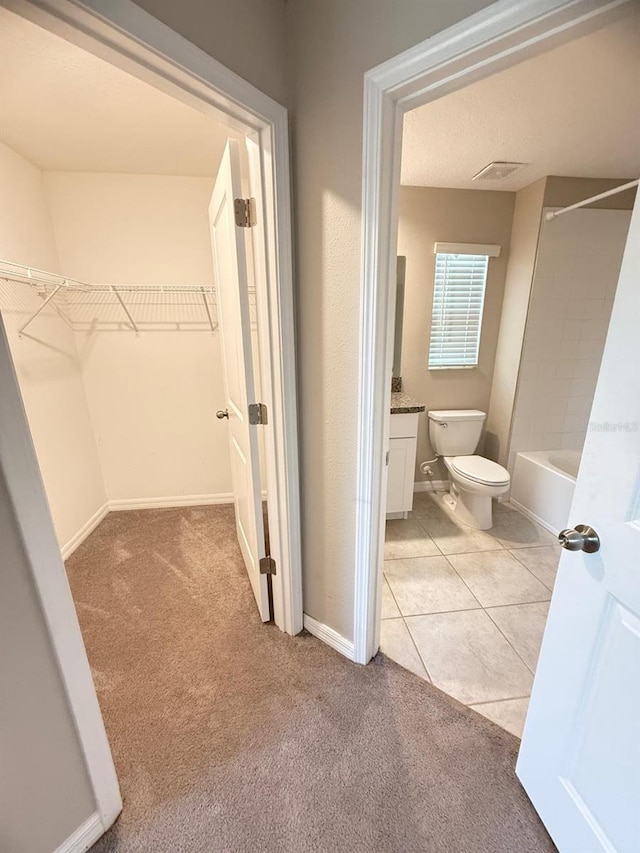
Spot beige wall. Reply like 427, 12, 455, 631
0, 461, 95, 853
44, 171, 233, 503
286, 0, 495, 637
0, 142, 107, 548
132, 0, 289, 106
485, 179, 546, 467
397, 186, 515, 481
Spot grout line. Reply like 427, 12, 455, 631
468, 694, 531, 707
383, 552, 442, 561
382, 575, 433, 682
509, 547, 559, 592
506, 549, 558, 592
484, 599, 551, 611
484, 608, 539, 675
397, 599, 551, 619
440, 554, 484, 608
381, 573, 403, 620
402, 612, 434, 684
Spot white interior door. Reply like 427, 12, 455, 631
517, 197, 640, 852
209, 139, 269, 621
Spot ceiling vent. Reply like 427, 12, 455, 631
472, 161, 529, 181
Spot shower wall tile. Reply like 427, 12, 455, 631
508, 208, 631, 470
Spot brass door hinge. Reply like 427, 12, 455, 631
234, 197, 257, 228
249, 402, 268, 425
259, 556, 276, 575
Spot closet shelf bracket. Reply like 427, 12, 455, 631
201, 289, 216, 334
19, 284, 63, 338
111, 285, 140, 335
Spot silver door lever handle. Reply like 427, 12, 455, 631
558, 524, 600, 553
216, 409, 229, 419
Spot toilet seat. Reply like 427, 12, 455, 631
450, 455, 510, 487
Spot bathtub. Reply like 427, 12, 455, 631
510, 449, 581, 535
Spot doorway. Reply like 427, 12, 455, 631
353, 0, 636, 662
377, 13, 637, 736
0, 0, 300, 844
355, 0, 639, 847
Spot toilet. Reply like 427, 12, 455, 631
428, 409, 510, 530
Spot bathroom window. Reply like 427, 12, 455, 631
428, 242, 500, 369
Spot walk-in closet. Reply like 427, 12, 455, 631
0, 5, 273, 778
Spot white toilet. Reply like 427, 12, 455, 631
428, 409, 510, 530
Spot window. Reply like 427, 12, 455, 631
428, 242, 500, 369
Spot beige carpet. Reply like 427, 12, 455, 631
65, 506, 555, 852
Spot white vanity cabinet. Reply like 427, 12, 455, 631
386, 412, 419, 518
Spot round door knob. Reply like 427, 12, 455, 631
558, 524, 600, 553
216, 409, 229, 419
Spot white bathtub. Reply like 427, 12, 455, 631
510, 449, 581, 534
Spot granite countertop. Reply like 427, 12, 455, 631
390, 391, 426, 414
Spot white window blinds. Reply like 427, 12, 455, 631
428, 251, 490, 369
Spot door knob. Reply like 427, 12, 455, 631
558, 524, 600, 553
216, 409, 229, 419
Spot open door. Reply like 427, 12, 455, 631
517, 198, 640, 851
209, 140, 269, 621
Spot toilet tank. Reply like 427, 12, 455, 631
428, 410, 486, 456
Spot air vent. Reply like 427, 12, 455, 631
472, 161, 529, 181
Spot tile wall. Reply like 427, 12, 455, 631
508, 208, 631, 470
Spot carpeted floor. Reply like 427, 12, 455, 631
65, 506, 555, 852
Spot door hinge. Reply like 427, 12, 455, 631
248, 402, 268, 425
385, 451, 389, 466
234, 197, 257, 228
260, 555, 277, 575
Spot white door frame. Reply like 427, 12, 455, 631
354, 0, 633, 665
0, 0, 302, 837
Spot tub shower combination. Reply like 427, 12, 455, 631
510, 449, 581, 535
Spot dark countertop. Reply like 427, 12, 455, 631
390, 391, 426, 414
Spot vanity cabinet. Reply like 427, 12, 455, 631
386, 412, 419, 518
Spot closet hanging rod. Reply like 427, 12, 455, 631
544, 179, 639, 222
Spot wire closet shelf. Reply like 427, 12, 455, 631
0, 259, 256, 336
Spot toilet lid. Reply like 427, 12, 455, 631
451, 455, 510, 486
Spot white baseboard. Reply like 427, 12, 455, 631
54, 812, 105, 853
413, 480, 449, 493
303, 613, 355, 662
109, 493, 234, 511
509, 498, 559, 536
61, 494, 235, 559
61, 503, 110, 560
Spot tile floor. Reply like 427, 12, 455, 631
381, 491, 561, 739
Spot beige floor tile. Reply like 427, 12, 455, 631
384, 517, 440, 560
406, 609, 533, 705
471, 697, 530, 738
411, 491, 450, 519
447, 550, 550, 608
419, 512, 504, 555
486, 602, 550, 672
490, 505, 558, 549
510, 546, 561, 591
379, 618, 429, 680
381, 576, 401, 619
384, 555, 480, 616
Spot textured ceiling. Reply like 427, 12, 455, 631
0, 7, 241, 176
401, 9, 640, 191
